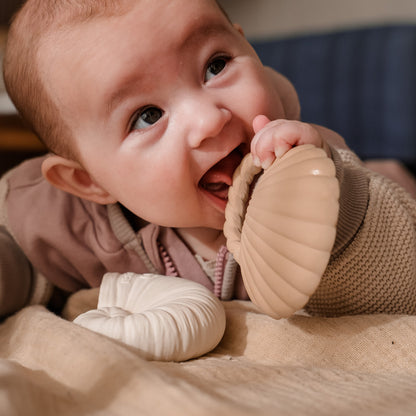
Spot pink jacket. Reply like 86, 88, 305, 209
4, 156, 248, 307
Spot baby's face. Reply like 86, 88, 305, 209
40, 0, 288, 230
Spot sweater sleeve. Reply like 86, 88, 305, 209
306, 147, 416, 316
0, 226, 33, 317
0, 167, 54, 318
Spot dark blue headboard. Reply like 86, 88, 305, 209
252, 25, 416, 169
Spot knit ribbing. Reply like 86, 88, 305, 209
307, 166, 416, 316
107, 204, 159, 274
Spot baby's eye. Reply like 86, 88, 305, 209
204, 56, 230, 82
132, 107, 163, 130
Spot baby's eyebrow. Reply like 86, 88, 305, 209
106, 76, 142, 116
180, 20, 232, 50
105, 20, 232, 115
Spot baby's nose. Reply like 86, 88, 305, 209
186, 99, 232, 148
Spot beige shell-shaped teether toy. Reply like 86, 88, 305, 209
224, 144, 340, 319
74, 273, 226, 361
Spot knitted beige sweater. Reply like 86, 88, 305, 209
307, 149, 416, 316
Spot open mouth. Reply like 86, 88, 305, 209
199, 145, 246, 208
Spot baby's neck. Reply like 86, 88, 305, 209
175, 227, 226, 261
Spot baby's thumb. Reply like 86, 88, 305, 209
252, 115, 271, 134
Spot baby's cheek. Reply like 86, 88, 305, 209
251, 80, 286, 122
231, 63, 286, 126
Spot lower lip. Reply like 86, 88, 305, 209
200, 187, 228, 212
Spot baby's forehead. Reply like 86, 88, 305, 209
65, 0, 223, 23
37, 0, 232, 113
42, 0, 229, 58
47, 0, 225, 42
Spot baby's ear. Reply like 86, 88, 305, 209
265, 67, 301, 121
41, 155, 117, 205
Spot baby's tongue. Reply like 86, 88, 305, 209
200, 150, 242, 200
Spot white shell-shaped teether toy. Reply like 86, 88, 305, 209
74, 273, 226, 361
224, 145, 340, 319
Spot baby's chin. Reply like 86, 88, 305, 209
208, 215, 227, 232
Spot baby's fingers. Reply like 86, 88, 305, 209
253, 115, 270, 134
252, 137, 291, 169
250, 120, 298, 168
252, 115, 292, 167
251, 119, 324, 169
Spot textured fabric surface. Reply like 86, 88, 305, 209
1, 296, 416, 415
308, 149, 416, 316
252, 25, 416, 166
0, 226, 31, 316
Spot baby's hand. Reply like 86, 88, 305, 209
251, 115, 330, 169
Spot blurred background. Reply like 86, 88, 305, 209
222, 1, 416, 172
220, 0, 416, 39
1, 0, 416, 173
0, 0, 22, 26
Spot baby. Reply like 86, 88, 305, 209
1, 0, 416, 318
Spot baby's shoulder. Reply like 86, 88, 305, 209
0, 156, 47, 229
1, 155, 108, 240
3, 155, 46, 191
3, 155, 70, 218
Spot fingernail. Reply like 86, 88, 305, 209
275, 147, 287, 160
253, 156, 261, 167
261, 158, 274, 170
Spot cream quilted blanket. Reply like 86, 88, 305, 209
1, 289, 416, 415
